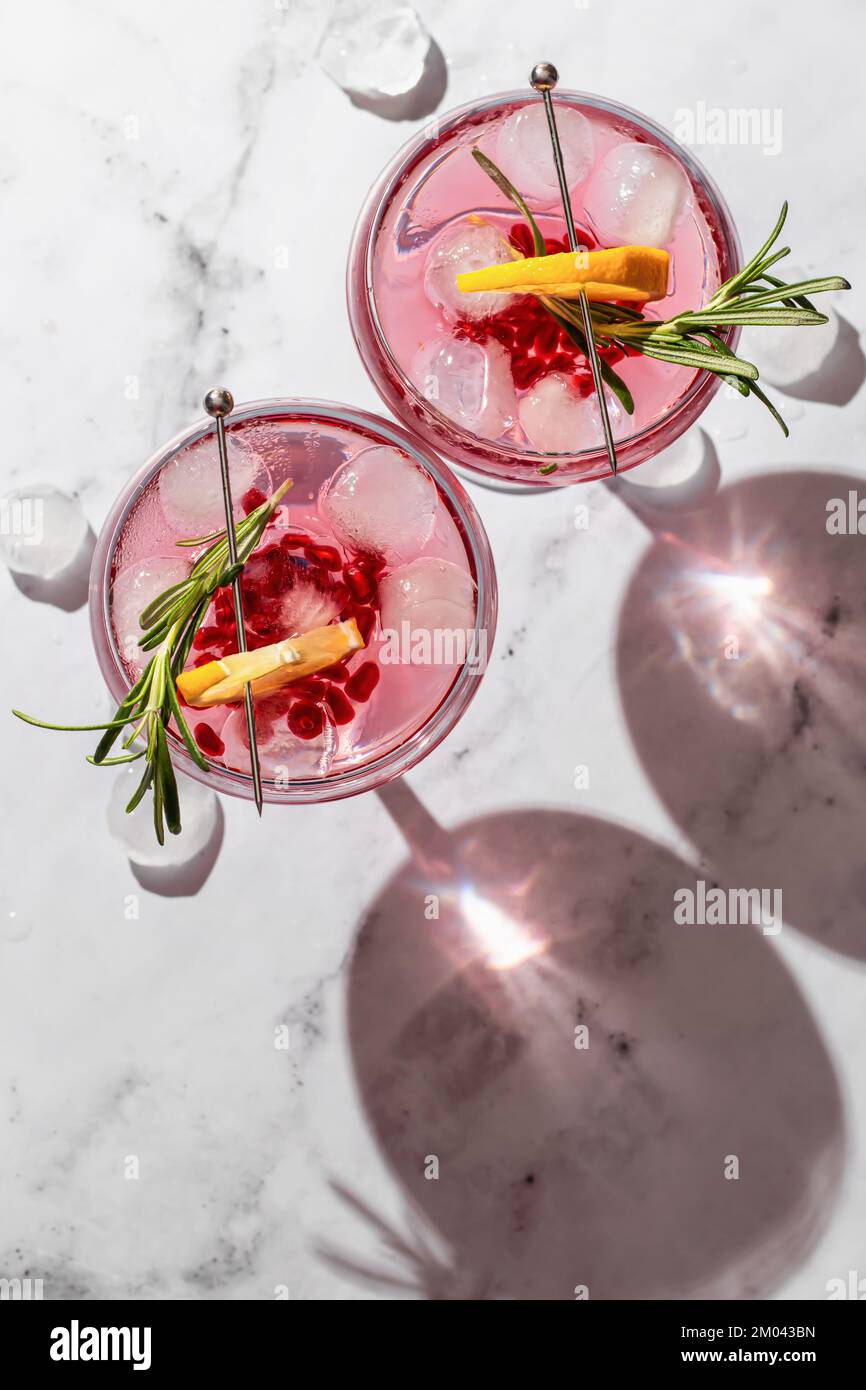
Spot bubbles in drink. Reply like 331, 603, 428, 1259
321, 445, 436, 560
380, 556, 476, 637
108, 765, 218, 867
423, 220, 518, 322
583, 141, 692, 247
411, 334, 517, 439
518, 372, 627, 453
496, 103, 594, 207
0, 484, 89, 578
158, 433, 268, 535
317, 0, 431, 101
111, 555, 192, 673
742, 304, 840, 388
221, 695, 337, 780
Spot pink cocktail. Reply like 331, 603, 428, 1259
348, 91, 741, 486
90, 401, 496, 804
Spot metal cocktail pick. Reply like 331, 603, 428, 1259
530, 62, 619, 476
203, 387, 264, 816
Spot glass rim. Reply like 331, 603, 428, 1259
351, 87, 743, 482
89, 397, 498, 804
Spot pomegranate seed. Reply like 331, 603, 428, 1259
241, 487, 267, 514
344, 563, 376, 602
193, 625, 223, 650
325, 685, 355, 725
350, 606, 377, 643
534, 317, 559, 356
512, 357, 547, 391
194, 722, 225, 757
287, 700, 325, 740
509, 223, 534, 256
345, 661, 380, 703
453, 318, 489, 346
291, 677, 329, 699
304, 543, 342, 570
245, 545, 289, 598
280, 531, 315, 551
320, 661, 350, 683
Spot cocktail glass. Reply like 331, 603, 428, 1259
90, 400, 496, 804
348, 90, 741, 487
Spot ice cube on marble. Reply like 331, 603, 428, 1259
424, 220, 518, 323
317, 0, 431, 100
412, 334, 517, 439
321, 445, 436, 561
0, 484, 89, 578
518, 372, 627, 454
584, 141, 691, 247
496, 103, 595, 207
108, 765, 218, 868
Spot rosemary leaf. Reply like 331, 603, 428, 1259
471, 148, 547, 256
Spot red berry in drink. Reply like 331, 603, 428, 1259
320, 661, 350, 683
350, 606, 377, 643
344, 563, 376, 602
287, 700, 326, 740
304, 543, 342, 570
194, 722, 225, 757
324, 685, 355, 725
241, 487, 267, 515
345, 661, 380, 702
292, 677, 329, 699
280, 531, 316, 551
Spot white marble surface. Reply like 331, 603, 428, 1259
2, 0, 866, 1300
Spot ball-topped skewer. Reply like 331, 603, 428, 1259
203, 386, 235, 418
529, 61, 559, 92
529, 62, 619, 475
203, 387, 264, 814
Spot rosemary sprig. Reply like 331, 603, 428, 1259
471, 149, 850, 445
13, 479, 291, 845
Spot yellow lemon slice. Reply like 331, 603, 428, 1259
177, 618, 365, 708
457, 245, 670, 303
